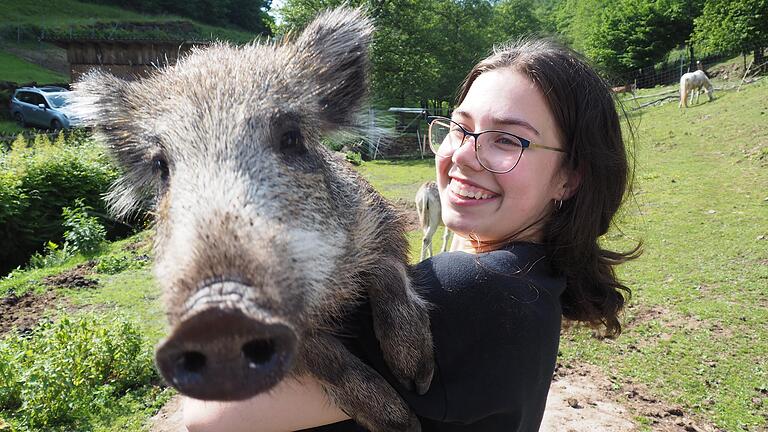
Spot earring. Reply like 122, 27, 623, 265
555, 199, 563, 211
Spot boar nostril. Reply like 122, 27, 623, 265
179, 351, 207, 373
242, 339, 276, 367
156, 304, 298, 400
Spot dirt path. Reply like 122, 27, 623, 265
148, 361, 720, 432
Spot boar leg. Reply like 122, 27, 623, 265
303, 333, 421, 432
368, 259, 434, 395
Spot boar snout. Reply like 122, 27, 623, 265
155, 281, 298, 401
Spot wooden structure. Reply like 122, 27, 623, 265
46, 38, 209, 82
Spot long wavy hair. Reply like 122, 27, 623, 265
457, 38, 642, 337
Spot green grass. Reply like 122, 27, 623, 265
561, 77, 768, 430
0, 120, 24, 136
2, 0, 258, 43
0, 50, 67, 83
1, 77, 766, 431
4, 0, 165, 25
356, 158, 437, 203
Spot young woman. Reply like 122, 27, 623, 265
183, 37, 640, 432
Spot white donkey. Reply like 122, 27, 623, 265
415, 181, 452, 261
679, 70, 715, 108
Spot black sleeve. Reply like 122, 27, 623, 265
314, 244, 565, 432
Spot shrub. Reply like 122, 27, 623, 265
345, 151, 363, 166
322, 138, 345, 152
62, 199, 107, 253
26, 241, 73, 270
0, 313, 157, 431
0, 132, 120, 274
95, 252, 149, 274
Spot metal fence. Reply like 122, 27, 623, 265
614, 48, 767, 88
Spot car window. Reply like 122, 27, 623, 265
15, 91, 32, 103
30, 93, 47, 107
47, 93, 70, 108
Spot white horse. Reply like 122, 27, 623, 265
679, 70, 715, 108
415, 181, 452, 261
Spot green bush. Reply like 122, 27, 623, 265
0, 132, 120, 274
322, 138, 345, 152
345, 151, 363, 166
95, 251, 149, 274
26, 200, 108, 270
26, 241, 73, 270
62, 199, 107, 253
0, 313, 157, 431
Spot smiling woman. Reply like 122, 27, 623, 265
432, 69, 576, 246
183, 37, 641, 432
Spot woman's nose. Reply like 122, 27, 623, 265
451, 136, 484, 171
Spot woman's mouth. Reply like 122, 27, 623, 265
448, 179, 499, 200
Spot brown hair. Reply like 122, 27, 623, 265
457, 38, 641, 337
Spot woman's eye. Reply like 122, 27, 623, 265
449, 125, 465, 139
494, 134, 522, 147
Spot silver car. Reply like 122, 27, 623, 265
10, 87, 80, 130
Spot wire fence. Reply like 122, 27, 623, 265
621, 57, 768, 111
614, 51, 739, 88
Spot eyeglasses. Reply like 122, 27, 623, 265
427, 116, 568, 174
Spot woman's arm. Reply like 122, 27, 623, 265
183, 375, 350, 432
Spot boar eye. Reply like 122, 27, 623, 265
279, 129, 305, 155
152, 156, 170, 183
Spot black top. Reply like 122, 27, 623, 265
308, 243, 565, 432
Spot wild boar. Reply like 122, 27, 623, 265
72, 7, 433, 432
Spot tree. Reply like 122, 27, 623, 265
277, 0, 548, 107
550, 0, 609, 52
278, 0, 446, 107
583, 0, 701, 78
693, 0, 768, 68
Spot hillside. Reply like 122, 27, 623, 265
1, 0, 260, 42
0, 0, 263, 85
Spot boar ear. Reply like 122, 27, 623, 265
70, 70, 132, 128
295, 7, 373, 128
71, 71, 152, 220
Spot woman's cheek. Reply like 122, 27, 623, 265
435, 154, 452, 189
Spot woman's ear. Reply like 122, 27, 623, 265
559, 166, 581, 201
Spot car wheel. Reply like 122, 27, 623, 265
50, 119, 63, 130
14, 112, 25, 128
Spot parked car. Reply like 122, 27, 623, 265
9, 86, 81, 130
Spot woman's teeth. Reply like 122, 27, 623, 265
450, 181, 494, 199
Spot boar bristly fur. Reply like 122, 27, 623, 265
71, 7, 433, 432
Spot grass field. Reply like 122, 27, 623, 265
0, 50, 67, 84
2, 0, 258, 43
567, 77, 768, 430
1, 77, 766, 431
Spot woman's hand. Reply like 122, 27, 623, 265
183, 375, 351, 432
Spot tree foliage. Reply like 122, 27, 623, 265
278, 0, 541, 107
693, 0, 768, 56
579, 0, 702, 77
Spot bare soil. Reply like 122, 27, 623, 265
1, 262, 98, 335
542, 362, 722, 432
149, 396, 186, 432
42, 261, 98, 289
0, 290, 60, 335
392, 198, 421, 232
